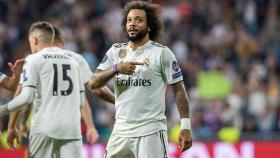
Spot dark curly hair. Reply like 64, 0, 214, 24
121, 1, 163, 41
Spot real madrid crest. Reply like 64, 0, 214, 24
144, 57, 150, 67
118, 49, 127, 59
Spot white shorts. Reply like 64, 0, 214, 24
29, 133, 83, 158
105, 130, 168, 158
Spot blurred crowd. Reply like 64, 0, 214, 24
1, 0, 280, 144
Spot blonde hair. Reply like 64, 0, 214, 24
29, 21, 55, 45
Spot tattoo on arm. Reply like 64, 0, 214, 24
171, 81, 190, 118
90, 68, 115, 89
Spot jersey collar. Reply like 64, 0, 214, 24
128, 40, 152, 52
40, 46, 62, 53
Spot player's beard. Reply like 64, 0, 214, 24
127, 27, 148, 42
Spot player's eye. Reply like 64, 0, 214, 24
137, 19, 142, 22
135, 18, 143, 22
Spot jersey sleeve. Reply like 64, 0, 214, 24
79, 69, 85, 92
78, 54, 92, 84
19, 54, 31, 85
161, 47, 183, 84
78, 65, 85, 107
21, 56, 39, 88
19, 63, 27, 85
97, 46, 115, 70
19, 73, 24, 84
0, 72, 7, 83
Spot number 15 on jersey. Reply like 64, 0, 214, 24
52, 63, 73, 96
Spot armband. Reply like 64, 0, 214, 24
113, 64, 118, 75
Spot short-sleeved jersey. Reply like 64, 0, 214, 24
22, 47, 84, 139
0, 73, 7, 83
62, 52, 92, 84
21, 52, 92, 85
20, 51, 92, 108
97, 40, 183, 137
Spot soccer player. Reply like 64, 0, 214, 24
0, 21, 86, 158
6, 26, 115, 149
89, 1, 192, 157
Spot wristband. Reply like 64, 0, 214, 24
181, 118, 191, 130
113, 64, 118, 75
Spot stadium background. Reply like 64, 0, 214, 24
1, 0, 280, 157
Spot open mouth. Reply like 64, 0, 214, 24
128, 29, 138, 33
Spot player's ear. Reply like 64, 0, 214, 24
29, 36, 37, 45
148, 27, 151, 32
34, 37, 39, 45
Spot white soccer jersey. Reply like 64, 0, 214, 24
97, 40, 183, 137
63, 52, 92, 84
22, 47, 84, 139
21, 52, 92, 85
20, 51, 92, 109
0, 73, 7, 83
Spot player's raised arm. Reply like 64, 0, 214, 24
0, 86, 35, 116
0, 49, 38, 115
89, 61, 144, 89
0, 59, 25, 91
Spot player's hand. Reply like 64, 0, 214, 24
7, 127, 21, 149
86, 127, 99, 144
8, 59, 25, 77
178, 129, 192, 152
117, 62, 144, 75
19, 123, 29, 138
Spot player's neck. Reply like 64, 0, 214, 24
36, 43, 55, 52
129, 35, 149, 50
